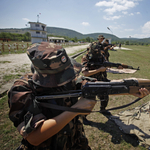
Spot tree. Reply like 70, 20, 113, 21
125, 41, 129, 45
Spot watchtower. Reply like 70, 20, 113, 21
28, 21, 47, 43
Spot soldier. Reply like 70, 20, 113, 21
102, 39, 111, 61
7, 42, 97, 150
81, 41, 111, 117
97, 35, 110, 81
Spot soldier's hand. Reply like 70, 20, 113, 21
132, 88, 150, 98
117, 65, 123, 69
98, 66, 107, 72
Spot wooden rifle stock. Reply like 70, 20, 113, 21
129, 78, 150, 94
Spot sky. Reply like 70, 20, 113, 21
0, 0, 150, 39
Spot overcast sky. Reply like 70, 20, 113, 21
0, 0, 150, 38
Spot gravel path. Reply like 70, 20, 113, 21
0, 44, 89, 95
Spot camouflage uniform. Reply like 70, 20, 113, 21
8, 42, 91, 150
102, 42, 110, 61
81, 42, 109, 111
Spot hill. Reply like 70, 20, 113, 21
0, 28, 29, 34
0, 27, 150, 43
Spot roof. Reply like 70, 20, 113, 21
28, 22, 46, 26
48, 37, 65, 40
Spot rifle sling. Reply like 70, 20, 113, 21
35, 97, 144, 113
102, 97, 142, 112
35, 100, 91, 113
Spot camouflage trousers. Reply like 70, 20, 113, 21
16, 136, 91, 150
16, 143, 91, 150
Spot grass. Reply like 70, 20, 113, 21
0, 95, 22, 150
0, 61, 11, 63
0, 45, 150, 149
3, 74, 22, 82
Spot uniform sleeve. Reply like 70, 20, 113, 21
75, 75, 97, 90
8, 81, 46, 139
81, 54, 89, 72
17, 112, 46, 139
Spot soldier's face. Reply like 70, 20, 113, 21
99, 38, 104, 42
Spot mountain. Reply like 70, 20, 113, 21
46, 27, 85, 39
0, 28, 29, 34
121, 37, 150, 44
0, 27, 149, 43
46, 27, 121, 41
84, 33, 120, 41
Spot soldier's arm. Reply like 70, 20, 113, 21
82, 67, 106, 77
26, 98, 96, 146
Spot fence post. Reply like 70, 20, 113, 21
22, 44, 25, 52
16, 43, 18, 50
13, 43, 17, 53
8, 44, 11, 54
2, 43, 4, 52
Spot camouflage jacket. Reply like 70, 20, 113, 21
8, 74, 93, 150
81, 52, 106, 81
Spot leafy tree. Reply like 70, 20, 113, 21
125, 41, 129, 45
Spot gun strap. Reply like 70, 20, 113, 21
35, 100, 92, 113
35, 97, 144, 113
104, 97, 143, 112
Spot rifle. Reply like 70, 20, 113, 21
71, 49, 87, 59
36, 78, 150, 100
83, 61, 140, 70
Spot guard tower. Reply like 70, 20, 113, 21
28, 20, 47, 43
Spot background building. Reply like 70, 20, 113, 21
48, 37, 66, 43
28, 22, 47, 43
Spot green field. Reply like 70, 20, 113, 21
0, 45, 150, 150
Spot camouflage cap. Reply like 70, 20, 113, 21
27, 42, 82, 87
97, 35, 105, 40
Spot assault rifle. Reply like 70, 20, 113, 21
83, 61, 140, 70
36, 78, 150, 100
71, 49, 87, 59
35, 78, 150, 113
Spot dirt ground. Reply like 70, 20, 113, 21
0, 44, 89, 95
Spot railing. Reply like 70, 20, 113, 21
31, 35, 47, 38
30, 27, 46, 31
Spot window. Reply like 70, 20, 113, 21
36, 31, 40, 34
35, 24, 40, 27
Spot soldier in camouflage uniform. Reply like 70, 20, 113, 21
102, 39, 111, 61
8, 42, 97, 150
102, 39, 116, 61
97, 35, 109, 81
81, 41, 111, 115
